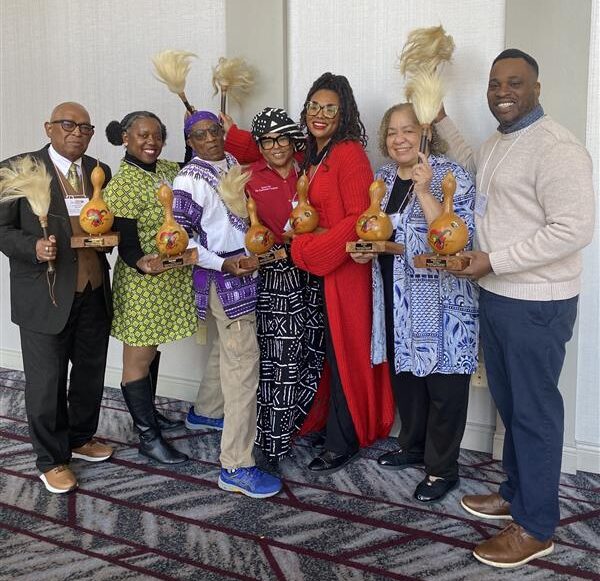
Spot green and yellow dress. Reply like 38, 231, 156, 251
104, 159, 196, 346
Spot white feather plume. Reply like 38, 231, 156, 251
398, 25, 455, 76
217, 165, 252, 218
212, 57, 254, 103
0, 155, 52, 218
405, 68, 444, 126
152, 49, 197, 95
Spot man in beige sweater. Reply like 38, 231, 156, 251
435, 49, 595, 568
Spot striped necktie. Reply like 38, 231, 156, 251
67, 163, 81, 193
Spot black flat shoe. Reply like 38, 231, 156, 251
308, 449, 359, 474
414, 476, 459, 503
377, 448, 424, 470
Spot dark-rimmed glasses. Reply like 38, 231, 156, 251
305, 101, 339, 119
188, 125, 223, 141
48, 119, 95, 136
258, 135, 292, 150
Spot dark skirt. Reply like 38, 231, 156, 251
255, 248, 325, 460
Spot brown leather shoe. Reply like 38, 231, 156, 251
461, 492, 512, 520
40, 465, 77, 494
473, 523, 554, 568
72, 439, 113, 462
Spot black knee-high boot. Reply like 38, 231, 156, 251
122, 375, 188, 464
149, 351, 184, 431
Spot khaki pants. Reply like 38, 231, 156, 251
194, 283, 259, 469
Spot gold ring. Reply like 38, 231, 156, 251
45, 246, 50, 252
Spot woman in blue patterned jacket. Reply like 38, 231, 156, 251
351, 103, 478, 503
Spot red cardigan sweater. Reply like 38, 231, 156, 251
291, 141, 394, 447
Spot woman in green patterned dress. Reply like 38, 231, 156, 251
104, 111, 196, 464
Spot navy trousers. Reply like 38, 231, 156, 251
479, 289, 578, 541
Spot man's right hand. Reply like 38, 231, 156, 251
222, 255, 255, 276
35, 235, 57, 263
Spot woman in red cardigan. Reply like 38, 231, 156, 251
290, 72, 395, 473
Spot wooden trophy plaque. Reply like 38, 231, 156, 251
71, 162, 119, 248
414, 172, 470, 271
346, 240, 405, 254
346, 179, 405, 255
147, 246, 198, 272
239, 247, 287, 270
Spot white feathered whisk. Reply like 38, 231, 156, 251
0, 155, 57, 304
398, 26, 454, 153
212, 57, 254, 114
152, 49, 197, 113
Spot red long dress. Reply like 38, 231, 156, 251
291, 141, 394, 447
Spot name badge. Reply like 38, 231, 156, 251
475, 193, 488, 217
65, 196, 88, 217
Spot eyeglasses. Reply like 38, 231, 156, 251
48, 119, 95, 136
305, 101, 339, 119
188, 125, 223, 141
258, 135, 292, 150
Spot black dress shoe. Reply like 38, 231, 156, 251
308, 449, 359, 474
414, 476, 459, 503
377, 448, 424, 470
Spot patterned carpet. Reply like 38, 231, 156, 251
1, 367, 599, 581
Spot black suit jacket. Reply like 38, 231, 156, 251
0, 145, 113, 334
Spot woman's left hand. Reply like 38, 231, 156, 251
412, 152, 433, 196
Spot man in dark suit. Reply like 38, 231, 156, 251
0, 102, 114, 493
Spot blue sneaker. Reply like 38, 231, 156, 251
184, 406, 224, 431
218, 466, 282, 498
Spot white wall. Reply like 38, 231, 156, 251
287, 0, 504, 170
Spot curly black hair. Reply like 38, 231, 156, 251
105, 111, 167, 146
300, 72, 367, 169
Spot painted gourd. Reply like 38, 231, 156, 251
155, 183, 189, 256
79, 163, 114, 235
289, 173, 319, 234
245, 195, 275, 254
427, 172, 468, 255
355, 179, 393, 241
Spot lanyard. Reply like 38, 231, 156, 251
478, 126, 532, 194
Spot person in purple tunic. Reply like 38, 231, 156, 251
172, 110, 281, 499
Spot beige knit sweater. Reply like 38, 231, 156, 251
436, 115, 595, 301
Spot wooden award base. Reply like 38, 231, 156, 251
413, 253, 471, 270
346, 240, 405, 254
239, 247, 287, 270
147, 247, 198, 272
71, 231, 120, 248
